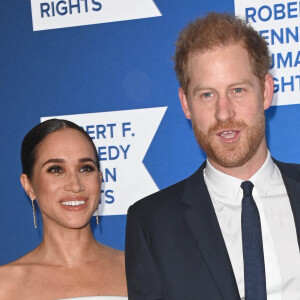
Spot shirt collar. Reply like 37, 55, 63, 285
204, 151, 276, 203
249, 151, 276, 197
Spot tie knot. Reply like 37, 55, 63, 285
241, 181, 254, 196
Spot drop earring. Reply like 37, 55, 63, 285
31, 199, 37, 229
96, 208, 99, 225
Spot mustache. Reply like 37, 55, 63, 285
207, 119, 247, 135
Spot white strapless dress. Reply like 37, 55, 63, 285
59, 297, 127, 300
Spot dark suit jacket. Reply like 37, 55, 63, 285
125, 159, 300, 300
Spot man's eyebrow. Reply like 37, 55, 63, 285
228, 79, 253, 88
192, 85, 213, 97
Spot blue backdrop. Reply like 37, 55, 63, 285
1, 0, 300, 265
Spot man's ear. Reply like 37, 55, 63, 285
179, 87, 191, 119
263, 73, 274, 110
20, 174, 36, 200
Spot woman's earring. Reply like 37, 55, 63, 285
31, 199, 37, 229
96, 209, 99, 225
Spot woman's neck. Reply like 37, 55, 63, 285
34, 222, 100, 267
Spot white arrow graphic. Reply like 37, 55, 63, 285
41, 106, 167, 215
31, 0, 162, 31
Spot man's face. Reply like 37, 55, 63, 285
179, 43, 273, 171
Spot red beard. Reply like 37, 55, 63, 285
193, 113, 265, 168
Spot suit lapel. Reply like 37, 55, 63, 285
274, 159, 300, 250
181, 164, 240, 300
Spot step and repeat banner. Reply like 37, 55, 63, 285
1, 0, 300, 264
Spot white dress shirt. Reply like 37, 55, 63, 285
204, 152, 300, 299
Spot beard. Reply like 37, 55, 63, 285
192, 112, 265, 168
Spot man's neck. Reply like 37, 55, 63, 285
208, 144, 269, 181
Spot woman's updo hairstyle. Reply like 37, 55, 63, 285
21, 119, 100, 179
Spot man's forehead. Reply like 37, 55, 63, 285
187, 41, 245, 60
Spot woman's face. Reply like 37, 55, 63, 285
22, 128, 101, 229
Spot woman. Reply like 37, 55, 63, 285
0, 119, 127, 299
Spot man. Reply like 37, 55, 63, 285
125, 12, 300, 299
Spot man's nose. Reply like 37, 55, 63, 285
214, 94, 236, 122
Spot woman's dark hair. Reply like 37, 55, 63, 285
21, 119, 100, 179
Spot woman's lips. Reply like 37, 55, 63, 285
59, 196, 88, 211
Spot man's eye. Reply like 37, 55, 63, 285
234, 88, 243, 93
80, 165, 96, 172
203, 92, 212, 98
47, 165, 63, 173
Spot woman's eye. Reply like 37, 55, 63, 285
47, 165, 63, 173
80, 165, 95, 172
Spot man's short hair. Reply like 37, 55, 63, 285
174, 12, 271, 93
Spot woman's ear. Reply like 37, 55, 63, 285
20, 174, 36, 200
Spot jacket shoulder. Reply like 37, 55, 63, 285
273, 158, 300, 176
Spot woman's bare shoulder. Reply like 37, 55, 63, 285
97, 243, 125, 264
1, 253, 33, 271
0, 251, 39, 286
0, 258, 31, 298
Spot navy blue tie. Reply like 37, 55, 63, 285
241, 181, 267, 300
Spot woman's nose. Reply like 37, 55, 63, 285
64, 172, 84, 193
